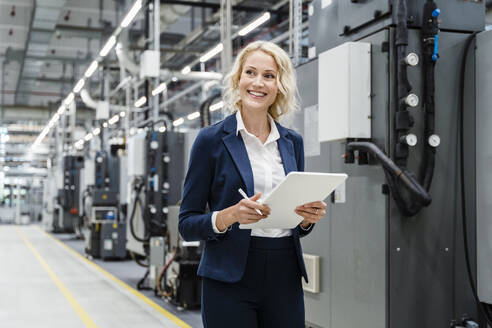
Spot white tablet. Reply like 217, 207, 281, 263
239, 172, 348, 230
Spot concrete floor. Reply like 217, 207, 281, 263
0, 225, 198, 328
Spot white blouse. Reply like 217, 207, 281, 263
211, 110, 292, 237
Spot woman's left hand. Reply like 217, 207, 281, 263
295, 201, 327, 226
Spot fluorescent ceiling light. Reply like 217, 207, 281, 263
64, 92, 74, 106
100, 35, 117, 57
108, 115, 120, 125
181, 66, 191, 74
152, 82, 167, 96
135, 96, 146, 108
158, 126, 166, 133
103, 122, 108, 128
93, 128, 101, 136
73, 79, 85, 93
209, 100, 224, 112
200, 43, 223, 63
171, 77, 178, 82
173, 118, 184, 126
85, 60, 99, 78
57, 106, 66, 115
238, 12, 271, 36
84, 133, 93, 141
53, 113, 59, 121
121, 0, 142, 28
119, 111, 126, 117
187, 112, 200, 120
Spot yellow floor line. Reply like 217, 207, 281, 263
37, 226, 192, 328
16, 227, 98, 328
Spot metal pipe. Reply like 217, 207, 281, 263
160, 81, 204, 109
161, 70, 223, 81
153, 0, 161, 122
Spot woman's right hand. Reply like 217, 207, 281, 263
216, 193, 270, 231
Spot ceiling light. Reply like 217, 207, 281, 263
73, 79, 85, 93
238, 12, 270, 36
209, 100, 224, 112
159, 126, 166, 133
187, 111, 200, 120
93, 128, 101, 136
64, 92, 74, 106
108, 115, 120, 125
120, 0, 142, 28
135, 96, 146, 108
84, 133, 93, 141
152, 82, 167, 96
173, 118, 184, 126
200, 43, 223, 63
171, 76, 178, 82
57, 105, 66, 115
100, 35, 117, 57
181, 66, 191, 74
119, 111, 126, 117
103, 122, 108, 128
85, 60, 98, 78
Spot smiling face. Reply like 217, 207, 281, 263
238, 50, 279, 114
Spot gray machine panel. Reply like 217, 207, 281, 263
337, 0, 390, 34
387, 30, 477, 327
310, 0, 485, 57
476, 29, 492, 305
296, 27, 389, 328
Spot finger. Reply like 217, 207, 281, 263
250, 192, 262, 201
245, 200, 270, 215
295, 209, 323, 222
301, 200, 326, 208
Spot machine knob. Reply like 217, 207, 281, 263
401, 134, 418, 147
163, 155, 170, 163
405, 53, 419, 66
149, 205, 156, 214
162, 207, 169, 214
150, 140, 158, 149
404, 94, 419, 107
428, 134, 441, 147
163, 182, 170, 190
96, 156, 103, 163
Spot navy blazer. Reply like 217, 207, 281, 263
179, 113, 314, 283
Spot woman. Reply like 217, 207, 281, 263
179, 40, 327, 328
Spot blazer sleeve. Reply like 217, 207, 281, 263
178, 129, 222, 242
293, 133, 315, 237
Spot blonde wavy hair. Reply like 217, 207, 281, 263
222, 41, 298, 121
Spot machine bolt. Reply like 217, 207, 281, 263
428, 134, 441, 148
405, 53, 419, 66
401, 134, 418, 147
404, 94, 419, 107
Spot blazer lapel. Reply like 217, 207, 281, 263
276, 125, 298, 174
222, 115, 255, 196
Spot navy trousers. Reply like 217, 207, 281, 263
201, 236, 305, 328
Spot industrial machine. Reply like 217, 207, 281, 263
295, 1, 492, 327
149, 205, 201, 310
84, 149, 126, 260
52, 155, 84, 232
126, 125, 199, 308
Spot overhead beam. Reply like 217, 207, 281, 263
160, 0, 267, 12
